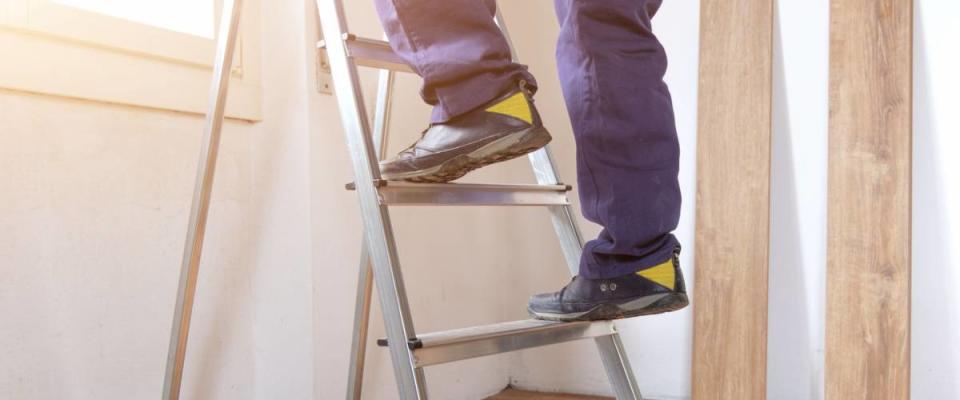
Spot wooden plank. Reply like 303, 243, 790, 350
826, 1, 913, 399
692, 0, 773, 398
486, 388, 612, 400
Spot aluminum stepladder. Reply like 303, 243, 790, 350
162, 0, 643, 399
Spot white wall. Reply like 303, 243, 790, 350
912, 2, 960, 399
248, 0, 314, 398
767, 0, 828, 399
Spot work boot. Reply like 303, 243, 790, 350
528, 248, 689, 322
380, 81, 551, 183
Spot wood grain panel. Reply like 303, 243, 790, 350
692, 0, 773, 398
826, 1, 913, 399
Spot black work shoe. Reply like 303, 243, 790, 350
528, 249, 689, 322
380, 82, 551, 183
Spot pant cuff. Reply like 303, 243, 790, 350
578, 235, 680, 279
429, 68, 536, 123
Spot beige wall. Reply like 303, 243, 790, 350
0, 88, 259, 398
0, 0, 517, 398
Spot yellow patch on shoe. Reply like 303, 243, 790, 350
485, 92, 533, 124
636, 259, 675, 290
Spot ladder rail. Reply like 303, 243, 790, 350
372, 69, 396, 156
346, 244, 374, 400
162, 1, 244, 399
314, 0, 428, 398
596, 334, 644, 400
346, 66, 396, 400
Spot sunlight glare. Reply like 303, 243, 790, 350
54, 0, 215, 38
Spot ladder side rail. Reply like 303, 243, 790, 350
314, 1, 427, 398
346, 244, 374, 400
372, 68, 396, 156
530, 154, 588, 272
595, 334, 644, 399
495, 7, 643, 399
162, 1, 244, 399
346, 67, 396, 400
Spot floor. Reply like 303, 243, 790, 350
486, 388, 613, 400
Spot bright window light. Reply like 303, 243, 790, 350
53, 0, 215, 38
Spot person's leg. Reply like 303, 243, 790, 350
371, 0, 553, 183
529, 0, 687, 321
372, 0, 534, 123
556, 0, 681, 278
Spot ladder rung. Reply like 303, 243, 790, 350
345, 181, 572, 206
318, 34, 414, 73
378, 319, 618, 367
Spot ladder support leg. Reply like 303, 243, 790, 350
531, 148, 585, 274
346, 248, 374, 400
162, 1, 244, 399
595, 335, 644, 400
372, 68, 396, 157
316, 0, 426, 398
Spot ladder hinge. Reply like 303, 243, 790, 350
316, 43, 333, 94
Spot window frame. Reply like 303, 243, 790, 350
0, 0, 261, 121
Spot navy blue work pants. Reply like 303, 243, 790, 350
373, 0, 681, 279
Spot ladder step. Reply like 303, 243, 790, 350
318, 34, 414, 73
377, 319, 618, 367
345, 181, 572, 206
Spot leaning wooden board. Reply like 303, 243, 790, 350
826, 1, 913, 399
692, 0, 773, 398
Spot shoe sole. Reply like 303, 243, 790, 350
382, 126, 552, 183
527, 292, 689, 322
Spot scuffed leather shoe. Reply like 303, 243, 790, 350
528, 248, 689, 322
380, 81, 551, 183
